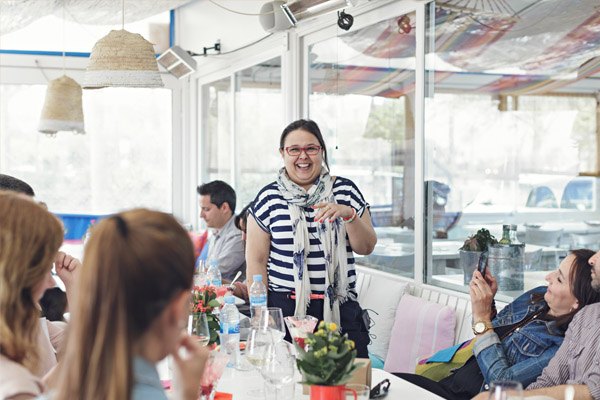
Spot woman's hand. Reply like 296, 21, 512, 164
171, 334, 210, 400
312, 202, 353, 223
54, 251, 80, 288
470, 270, 495, 322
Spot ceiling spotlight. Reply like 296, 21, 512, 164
337, 10, 354, 31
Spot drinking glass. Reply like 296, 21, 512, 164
487, 381, 523, 400
253, 307, 285, 341
260, 340, 296, 400
199, 351, 229, 400
284, 315, 318, 349
244, 328, 273, 397
345, 384, 370, 400
191, 313, 210, 347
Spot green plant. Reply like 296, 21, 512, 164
459, 228, 498, 252
295, 321, 357, 386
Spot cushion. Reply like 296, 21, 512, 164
384, 294, 456, 373
357, 275, 409, 360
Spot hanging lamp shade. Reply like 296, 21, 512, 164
38, 75, 85, 135
83, 29, 163, 89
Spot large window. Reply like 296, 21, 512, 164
201, 57, 283, 211
423, 1, 600, 298
0, 85, 172, 214
307, 12, 417, 278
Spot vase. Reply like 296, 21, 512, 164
309, 385, 357, 400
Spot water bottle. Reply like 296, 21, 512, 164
249, 274, 267, 317
220, 296, 240, 368
206, 259, 222, 287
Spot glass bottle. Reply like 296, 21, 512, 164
498, 224, 511, 245
509, 224, 521, 245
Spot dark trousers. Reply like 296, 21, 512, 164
268, 291, 370, 358
394, 372, 478, 400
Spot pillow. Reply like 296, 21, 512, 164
358, 276, 409, 361
384, 294, 456, 373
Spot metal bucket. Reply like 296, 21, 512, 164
488, 244, 525, 292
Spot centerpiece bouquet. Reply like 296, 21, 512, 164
190, 285, 222, 346
295, 321, 358, 400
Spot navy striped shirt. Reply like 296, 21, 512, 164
250, 176, 369, 294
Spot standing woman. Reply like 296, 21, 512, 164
246, 119, 377, 357
0, 192, 63, 399
51, 209, 207, 400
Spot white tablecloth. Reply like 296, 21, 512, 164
213, 366, 444, 399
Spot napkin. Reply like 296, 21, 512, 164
214, 392, 233, 400
426, 343, 462, 363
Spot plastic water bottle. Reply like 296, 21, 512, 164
249, 274, 267, 317
220, 296, 240, 367
206, 259, 222, 287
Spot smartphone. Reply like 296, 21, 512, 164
477, 251, 488, 275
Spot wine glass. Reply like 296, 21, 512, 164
284, 315, 318, 349
487, 381, 523, 400
254, 307, 285, 341
245, 328, 272, 397
191, 313, 210, 347
260, 340, 296, 400
199, 351, 229, 400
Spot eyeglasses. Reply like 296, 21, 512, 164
283, 145, 322, 156
370, 379, 390, 398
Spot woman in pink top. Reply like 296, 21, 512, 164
0, 192, 64, 399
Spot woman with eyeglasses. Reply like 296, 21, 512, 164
246, 119, 377, 357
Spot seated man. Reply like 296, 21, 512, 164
197, 180, 245, 282
473, 249, 600, 400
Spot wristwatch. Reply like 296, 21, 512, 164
472, 320, 493, 335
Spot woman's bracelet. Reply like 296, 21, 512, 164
343, 208, 357, 223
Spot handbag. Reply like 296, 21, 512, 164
414, 338, 476, 382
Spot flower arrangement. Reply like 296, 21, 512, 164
190, 285, 222, 345
459, 228, 498, 252
295, 321, 357, 386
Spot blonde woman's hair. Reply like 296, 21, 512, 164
0, 191, 63, 370
54, 209, 194, 400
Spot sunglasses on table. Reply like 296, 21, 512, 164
370, 378, 390, 398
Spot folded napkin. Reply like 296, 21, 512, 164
214, 392, 233, 400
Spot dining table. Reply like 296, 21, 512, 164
159, 358, 445, 399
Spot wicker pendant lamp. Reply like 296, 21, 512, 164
83, 0, 163, 88
38, 75, 85, 134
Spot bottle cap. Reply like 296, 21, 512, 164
224, 295, 235, 304
253, 274, 262, 282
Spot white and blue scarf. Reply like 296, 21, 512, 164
276, 167, 349, 328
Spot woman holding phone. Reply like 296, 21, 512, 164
396, 249, 600, 400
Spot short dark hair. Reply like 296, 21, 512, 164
0, 174, 35, 196
279, 119, 329, 170
197, 180, 236, 212
234, 203, 252, 233
39, 287, 68, 322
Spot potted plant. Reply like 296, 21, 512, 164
458, 228, 498, 284
190, 285, 222, 346
295, 321, 358, 400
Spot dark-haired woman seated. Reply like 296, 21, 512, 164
396, 249, 600, 400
